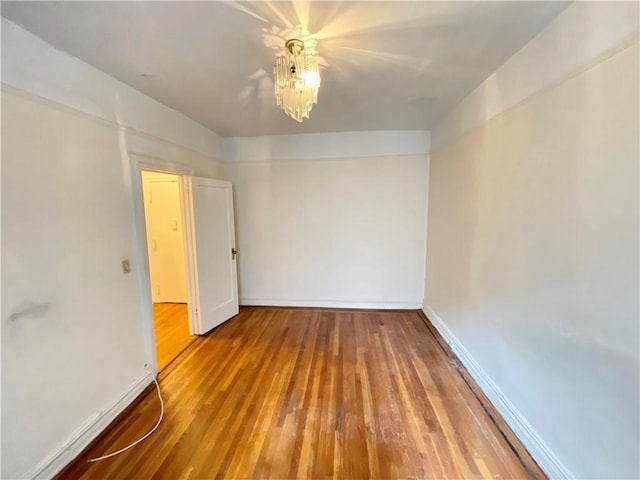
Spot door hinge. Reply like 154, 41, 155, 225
231, 248, 237, 260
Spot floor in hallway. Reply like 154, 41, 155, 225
153, 302, 194, 371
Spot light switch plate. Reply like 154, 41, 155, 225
121, 259, 131, 274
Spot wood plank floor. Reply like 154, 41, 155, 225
154, 303, 195, 371
63, 307, 545, 479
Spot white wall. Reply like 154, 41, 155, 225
1, 19, 223, 479
226, 148, 429, 309
223, 130, 431, 162
424, 3, 639, 479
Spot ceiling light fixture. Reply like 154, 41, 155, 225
274, 38, 321, 122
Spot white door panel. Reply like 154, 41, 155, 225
142, 172, 188, 303
190, 177, 239, 334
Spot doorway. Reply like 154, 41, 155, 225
131, 154, 240, 374
141, 170, 195, 371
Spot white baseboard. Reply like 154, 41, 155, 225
423, 306, 574, 480
25, 373, 152, 479
240, 298, 422, 310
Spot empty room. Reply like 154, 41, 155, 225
1, 1, 638, 479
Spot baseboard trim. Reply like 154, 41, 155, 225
423, 306, 573, 480
26, 373, 153, 480
240, 298, 422, 310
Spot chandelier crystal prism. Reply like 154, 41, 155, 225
274, 38, 321, 122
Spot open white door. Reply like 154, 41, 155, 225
188, 177, 239, 334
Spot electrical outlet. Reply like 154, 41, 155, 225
121, 259, 131, 274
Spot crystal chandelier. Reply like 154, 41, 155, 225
274, 39, 321, 122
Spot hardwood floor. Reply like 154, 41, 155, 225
62, 307, 544, 479
154, 303, 195, 371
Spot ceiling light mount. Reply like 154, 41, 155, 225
285, 38, 305, 55
274, 38, 321, 123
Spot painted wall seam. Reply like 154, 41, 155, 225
432, 33, 639, 153
1, 18, 223, 159
431, 2, 640, 151
1, 84, 225, 164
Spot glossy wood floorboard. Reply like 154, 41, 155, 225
154, 303, 195, 371
64, 307, 544, 479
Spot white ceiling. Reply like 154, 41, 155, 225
1, 1, 569, 137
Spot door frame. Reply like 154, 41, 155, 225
129, 153, 198, 373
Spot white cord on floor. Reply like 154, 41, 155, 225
87, 369, 165, 463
